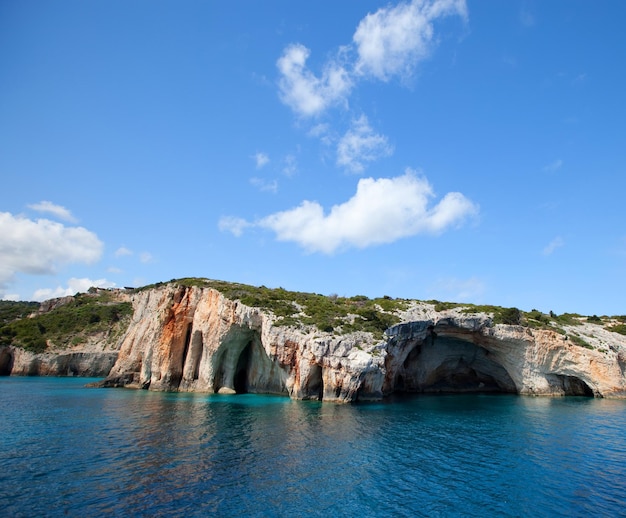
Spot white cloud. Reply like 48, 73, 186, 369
353, 0, 467, 82
28, 200, 78, 223
543, 159, 563, 172
253, 152, 270, 169
308, 123, 330, 138
115, 246, 133, 257
277, 43, 353, 117
218, 216, 251, 237
32, 277, 116, 302
543, 236, 565, 256
227, 170, 477, 254
337, 115, 394, 173
0, 211, 103, 294
276, 1, 466, 117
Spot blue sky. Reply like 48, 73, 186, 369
1, 0, 625, 316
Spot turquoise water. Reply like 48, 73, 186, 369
1, 378, 625, 517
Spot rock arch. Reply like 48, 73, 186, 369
390, 335, 517, 394
545, 374, 594, 396
233, 340, 253, 393
303, 364, 324, 400
212, 328, 288, 396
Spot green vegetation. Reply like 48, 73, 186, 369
568, 334, 594, 350
4, 277, 624, 355
0, 293, 132, 353
609, 324, 626, 336
137, 278, 626, 342
150, 278, 408, 337
459, 304, 521, 325
0, 301, 39, 325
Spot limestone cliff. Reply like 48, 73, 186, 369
98, 283, 626, 402
102, 285, 384, 402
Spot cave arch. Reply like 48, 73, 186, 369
546, 374, 594, 396
395, 336, 517, 394
304, 364, 324, 400
211, 328, 289, 396
234, 340, 253, 394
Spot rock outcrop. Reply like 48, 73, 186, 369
98, 284, 626, 402
0, 348, 118, 377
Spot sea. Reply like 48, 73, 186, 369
1, 377, 625, 517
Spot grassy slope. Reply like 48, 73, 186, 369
0, 292, 132, 353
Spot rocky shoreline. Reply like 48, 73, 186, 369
3, 282, 626, 402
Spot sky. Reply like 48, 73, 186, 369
1, 0, 625, 316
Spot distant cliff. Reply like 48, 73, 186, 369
0, 290, 132, 377
2, 279, 626, 401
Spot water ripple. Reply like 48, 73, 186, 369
1, 381, 626, 517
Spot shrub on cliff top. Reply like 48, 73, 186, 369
163, 278, 406, 336
0, 294, 132, 351
0, 301, 39, 325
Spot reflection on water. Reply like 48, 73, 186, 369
1, 378, 625, 517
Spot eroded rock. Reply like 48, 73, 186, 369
97, 285, 626, 402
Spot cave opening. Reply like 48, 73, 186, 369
546, 374, 594, 396
424, 359, 509, 393
181, 323, 193, 372
395, 336, 517, 395
234, 340, 253, 394
0, 349, 13, 376
305, 364, 324, 400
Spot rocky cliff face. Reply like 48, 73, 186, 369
1, 348, 118, 377
102, 285, 385, 402
98, 284, 626, 402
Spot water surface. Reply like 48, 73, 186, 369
1, 378, 625, 517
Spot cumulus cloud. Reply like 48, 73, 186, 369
277, 1, 466, 117
543, 236, 565, 256
277, 43, 353, 117
115, 246, 133, 257
275, 0, 467, 175
33, 277, 116, 301
353, 0, 468, 81
337, 115, 394, 173
28, 200, 78, 223
0, 212, 103, 294
220, 170, 478, 254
